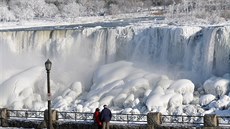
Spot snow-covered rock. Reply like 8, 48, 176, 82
203, 77, 230, 97
199, 94, 216, 106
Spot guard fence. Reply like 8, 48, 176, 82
161, 114, 204, 127
7, 110, 147, 124
0, 109, 229, 127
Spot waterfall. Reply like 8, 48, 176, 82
0, 25, 230, 111
1, 25, 230, 86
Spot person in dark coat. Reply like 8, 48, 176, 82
100, 105, 112, 129
93, 108, 102, 129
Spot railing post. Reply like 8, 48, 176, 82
204, 114, 219, 127
182, 115, 184, 124
147, 112, 162, 129
0, 108, 9, 127
65, 112, 67, 120
25, 111, 28, 119
75, 112, 77, 121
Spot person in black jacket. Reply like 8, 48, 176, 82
100, 105, 112, 129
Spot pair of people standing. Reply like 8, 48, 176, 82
94, 105, 112, 129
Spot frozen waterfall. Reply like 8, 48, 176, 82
0, 25, 230, 114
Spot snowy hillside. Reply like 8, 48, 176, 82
0, 0, 230, 25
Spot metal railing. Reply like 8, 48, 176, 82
218, 116, 230, 126
7, 110, 147, 123
161, 114, 204, 127
58, 111, 147, 123
58, 112, 93, 122
5, 109, 230, 127
111, 113, 147, 123
8, 110, 44, 120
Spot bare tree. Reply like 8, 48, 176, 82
0, 0, 230, 22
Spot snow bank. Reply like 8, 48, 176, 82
0, 66, 45, 109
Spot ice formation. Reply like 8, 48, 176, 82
0, 23, 230, 115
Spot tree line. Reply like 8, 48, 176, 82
0, 0, 229, 22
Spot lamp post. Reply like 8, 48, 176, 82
45, 59, 52, 129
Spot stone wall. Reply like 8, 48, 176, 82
56, 122, 147, 129
5, 119, 222, 129
7, 120, 148, 129
8, 119, 45, 129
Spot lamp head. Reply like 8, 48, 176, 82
45, 59, 52, 71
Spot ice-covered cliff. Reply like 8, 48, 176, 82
0, 24, 230, 115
